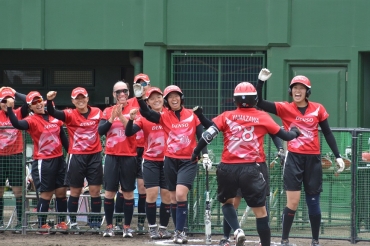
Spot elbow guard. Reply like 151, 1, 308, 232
202, 125, 219, 144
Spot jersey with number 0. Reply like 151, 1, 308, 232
127, 98, 145, 148
0, 108, 23, 155
213, 107, 281, 164
275, 101, 328, 154
63, 106, 102, 154
24, 114, 64, 160
135, 110, 166, 161
102, 104, 137, 156
159, 107, 200, 159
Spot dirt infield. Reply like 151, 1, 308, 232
0, 233, 367, 246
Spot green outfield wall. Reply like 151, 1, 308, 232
0, 0, 370, 127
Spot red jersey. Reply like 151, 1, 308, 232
213, 107, 281, 164
159, 107, 200, 159
0, 108, 23, 155
102, 104, 137, 156
24, 114, 64, 160
127, 98, 145, 148
275, 101, 328, 154
63, 106, 102, 154
135, 110, 166, 161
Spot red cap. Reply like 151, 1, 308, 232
26, 91, 42, 104
145, 87, 163, 99
0, 88, 15, 101
134, 73, 150, 84
71, 87, 88, 99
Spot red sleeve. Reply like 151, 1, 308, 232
318, 104, 329, 122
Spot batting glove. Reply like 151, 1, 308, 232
277, 148, 285, 166
336, 158, 345, 173
258, 68, 272, 81
202, 154, 213, 170
192, 105, 203, 116
133, 83, 143, 98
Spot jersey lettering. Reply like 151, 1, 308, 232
295, 116, 314, 122
229, 125, 254, 142
171, 123, 189, 128
232, 114, 259, 123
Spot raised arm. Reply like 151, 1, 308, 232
193, 106, 213, 128
6, 99, 29, 130
138, 99, 160, 123
46, 91, 66, 121
256, 68, 278, 115
133, 83, 161, 123
125, 109, 142, 137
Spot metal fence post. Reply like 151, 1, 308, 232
350, 129, 358, 243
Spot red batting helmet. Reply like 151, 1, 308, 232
163, 85, 183, 99
233, 82, 258, 108
290, 75, 311, 88
289, 75, 311, 97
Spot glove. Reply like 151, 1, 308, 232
133, 83, 143, 98
258, 68, 272, 81
290, 126, 302, 138
336, 158, 345, 173
202, 153, 213, 170
277, 148, 285, 166
192, 105, 203, 116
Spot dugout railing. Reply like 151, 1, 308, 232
0, 126, 370, 243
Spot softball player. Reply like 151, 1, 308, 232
256, 69, 345, 246
7, 91, 69, 234
0, 87, 28, 233
125, 87, 172, 240
191, 82, 301, 246
126, 73, 152, 234
134, 84, 210, 244
47, 87, 103, 234
98, 81, 137, 238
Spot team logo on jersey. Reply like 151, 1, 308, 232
44, 123, 58, 129
171, 123, 189, 128
80, 121, 96, 126
295, 116, 314, 123
152, 125, 163, 130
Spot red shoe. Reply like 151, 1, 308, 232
36, 223, 53, 235
55, 221, 68, 234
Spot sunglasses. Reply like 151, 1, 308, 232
139, 81, 148, 87
30, 97, 43, 105
115, 89, 129, 95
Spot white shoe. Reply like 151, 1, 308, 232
234, 228, 246, 246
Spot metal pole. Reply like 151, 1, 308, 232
350, 129, 358, 244
22, 131, 27, 235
